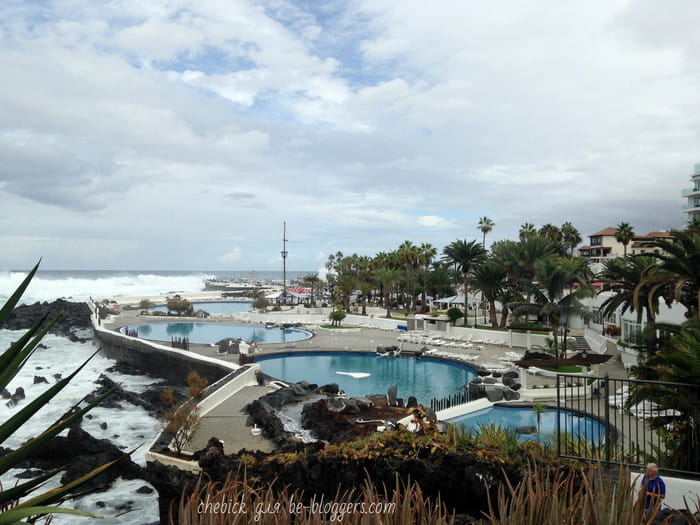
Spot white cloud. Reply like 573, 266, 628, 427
218, 247, 243, 263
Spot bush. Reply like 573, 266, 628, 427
167, 298, 193, 316
139, 298, 153, 309
446, 307, 464, 326
329, 309, 347, 327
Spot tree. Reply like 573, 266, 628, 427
375, 267, 402, 318
635, 229, 700, 319
442, 239, 487, 323
139, 298, 153, 310
301, 273, 320, 306
418, 243, 438, 308
538, 224, 561, 244
161, 400, 200, 456
252, 288, 270, 312
446, 307, 465, 326
478, 216, 495, 248
560, 222, 582, 256
510, 257, 593, 356
329, 309, 347, 326
519, 222, 537, 240
471, 259, 507, 327
397, 240, 421, 310
167, 298, 193, 316
599, 256, 661, 350
532, 403, 549, 442
615, 222, 635, 257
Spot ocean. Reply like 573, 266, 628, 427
0, 270, 308, 523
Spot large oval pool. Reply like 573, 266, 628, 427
120, 323, 312, 344
149, 302, 252, 315
255, 352, 476, 402
448, 405, 606, 444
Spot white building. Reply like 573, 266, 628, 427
681, 162, 700, 221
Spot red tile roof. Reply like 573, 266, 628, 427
590, 227, 618, 237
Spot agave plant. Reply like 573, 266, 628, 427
0, 262, 125, 523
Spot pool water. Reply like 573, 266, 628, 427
255, 352, 476, 402
149, 302, 252, 314
448, 405, 605, 443
121, 323, 311, 345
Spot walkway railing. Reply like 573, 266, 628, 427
430, 385, 486, 412
556, 374, 700, 477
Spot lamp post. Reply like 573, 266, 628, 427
281, 222, 288, 304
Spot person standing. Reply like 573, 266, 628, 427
641, 463, 666, 513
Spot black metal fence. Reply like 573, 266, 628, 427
556, 373, 700, 477
430, 385, 486, 412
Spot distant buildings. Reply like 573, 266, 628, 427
578, 227, 672, 272
681, 163, 700, 221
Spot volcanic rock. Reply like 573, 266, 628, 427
5, 299, 93, 341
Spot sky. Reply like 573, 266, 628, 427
1, 0, 699, 271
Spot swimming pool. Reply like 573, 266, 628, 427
120, 322, 312, 345
255, 352, 476, 402
448, 405, 606, 444
149, 302, 252, 314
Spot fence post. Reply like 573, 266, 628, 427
556, 373, 561, 459
603, 373, 611, 467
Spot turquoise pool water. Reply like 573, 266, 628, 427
448, 405, 605, 443
149, 302, 252, 314
121, 322, 312, 344
255, 352, 476, 402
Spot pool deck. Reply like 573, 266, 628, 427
102, 305, 633, 456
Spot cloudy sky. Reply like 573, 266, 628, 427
1, 0, 698, 271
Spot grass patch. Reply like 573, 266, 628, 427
541, 365, 582, 373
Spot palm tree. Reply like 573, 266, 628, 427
442, 239, 486, 322
538, 223, 562, 243
686, 216, 700, 235
510, 257, 593, 356
478, 217, 495, 248
635, 229, 700, 319
615, 222, 635, 257
532, 403, 549, 442
519, 222, 537, 240
560, 222, 582, 256
471, 259, 507, 327
418, 243, 437, 309
426, 263, 458, 300
599, 256, 660, 348
374, 267, 402, 318
397, 240, 421, 310
301, 273, 320, 307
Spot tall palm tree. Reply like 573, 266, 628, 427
510, 257, 593, 356
635, 229, 700, 319
519, 222, 537, 240
599, 256, 661, 348
427, 263, 458, 300
538, 223, 562, 243
374, 267, 402, 318
615, 222, 635, 257
478, 217, 495, 248
418, 242, 437, 308
560, 222, 582, 256
301, 273, 319, 306
471, 259, 507, 327
397, 240, 421, 310
442, 239, 486, 321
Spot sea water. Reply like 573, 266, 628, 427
0, 271, 236, 523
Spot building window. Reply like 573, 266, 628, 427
591, 237, 602, 246
622, 319, 644, 345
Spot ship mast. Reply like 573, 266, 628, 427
281, 221, 288, 301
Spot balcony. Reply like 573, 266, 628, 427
682, 187, 700, 197
682, 202, 700, 212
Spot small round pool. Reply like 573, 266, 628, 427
255, 352, 476, 402
120, 322, 312, 345
448, 405, 606, 444
149, 302, 252, 315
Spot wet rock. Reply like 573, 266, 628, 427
326, 398, 346, 413
1, 389, 10, 399
317, 383, 339, 395
470, 377, 483, 385
84, 375, 177, 419
53, 373, 62, 382
15, 469, 45, 479
5, 299, 92, 340
354, 396, 374, 409
33, 376, 48, 384
100, 422, 108, 430
511, 382, 522, 391
491, 371, 503, 378
502, 376, 515, 387
13, 387, 25, 400
503, 371, 519, 378
484, 386, 504, 402
482, 377, 497, 384
515, 425, 537, 435
136, 485, 154, 494
503, 388, 520, 401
